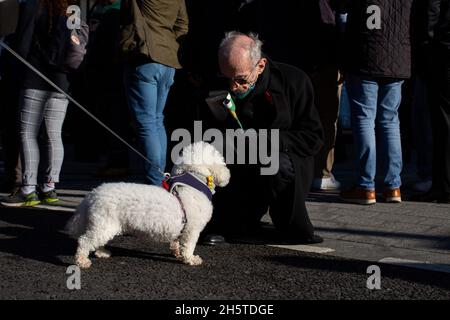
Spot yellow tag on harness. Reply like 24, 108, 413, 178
207, 175, 214, 189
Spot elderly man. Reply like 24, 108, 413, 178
202, 31, 324, 245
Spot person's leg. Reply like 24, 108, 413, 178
269, 154, 319, 243
1, 89, 45, 206
19, 89, 48, 189
155, 65, 175, 174
42, 91, 69, 190
377, 79, 403, 191
430, 49, 450, 199
310, 65, 342, 190
124, 62, 171, 185
106, 89, 131, 170
207, 164, 269, 236
345, 74, 378, 190
411, 77, 432, 188
0, 77, 21, 192
94, 89, 131, 178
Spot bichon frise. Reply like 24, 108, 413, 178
66, 141, 230, 268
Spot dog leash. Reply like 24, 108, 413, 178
0, 40, 166, 178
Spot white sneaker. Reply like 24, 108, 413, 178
410, 179, 432, 193
311, 176, 341, 191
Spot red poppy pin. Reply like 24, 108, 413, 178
264, 90, 273, 104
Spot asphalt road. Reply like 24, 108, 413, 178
1, 206, 450, 302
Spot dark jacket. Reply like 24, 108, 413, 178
342, 0, 413, 79
427, 0, 450, 50
211, 59, 324, 158
0, 0, 19, 37
239, 0, 339, 72
87, 3, 123, 91
237, 60, 324, 158
13, 0, 70, 91
411, 0, 430, 77
119, 0, 189, 68
210, 59, 324, 237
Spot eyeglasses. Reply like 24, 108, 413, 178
221, 60, 260, 86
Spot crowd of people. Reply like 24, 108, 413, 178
0, 0, 449, 245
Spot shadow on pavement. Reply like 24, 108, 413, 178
266, 254, 450, 291
0, 207, 75, 266
105, 246, 181, 265
0, 207, 182, 266
315, 226, 449, 242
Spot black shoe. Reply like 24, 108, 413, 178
289, 235, 324, 245
411, 190, 450, 203
199, 234, 226, 246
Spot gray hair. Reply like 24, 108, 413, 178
218, 31, 263, 65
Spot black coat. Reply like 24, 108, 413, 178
239, 0, 339, 72
411, 0, 430, 77
215, 59, 324, 158
427, 0, 450, 50
209, 59, 324, 238
411, 0, 450, 78
343, 0, 413, 79
12, 0, 70, 91
0, 0, 19, 37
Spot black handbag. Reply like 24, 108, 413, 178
36, 12, 89, 72
65, 20, 89, 71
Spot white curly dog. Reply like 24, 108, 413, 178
66, 142, 230, 268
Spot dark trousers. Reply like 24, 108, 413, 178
0, 76, 21, 189
209, 152, 314, 239
429, 47, 450, 197
309, 65, 342, 178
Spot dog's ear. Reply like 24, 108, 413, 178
210, 164, 230, 187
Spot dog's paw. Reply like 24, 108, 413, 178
75, 256, 92, 269
184, 255, 203, 266
94, 248, 111, 259
170, 241, 181, 259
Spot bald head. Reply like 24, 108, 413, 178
218, 32, 263, 70
218, 32, 267, 94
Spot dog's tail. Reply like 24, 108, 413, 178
65, 198, 89, 238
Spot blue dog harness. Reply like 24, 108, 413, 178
166, 172, 214, 201
162, 172, 215, 224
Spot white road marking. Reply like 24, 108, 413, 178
269, 244, 335, 254
33, 205, 75, 212
379, 257, 450, 274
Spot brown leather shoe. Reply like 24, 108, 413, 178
340, 188, 376, 205
383, 188, 402, 203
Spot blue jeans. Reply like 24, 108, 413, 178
346, 74, 403, 190
124, 62, 175, 185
